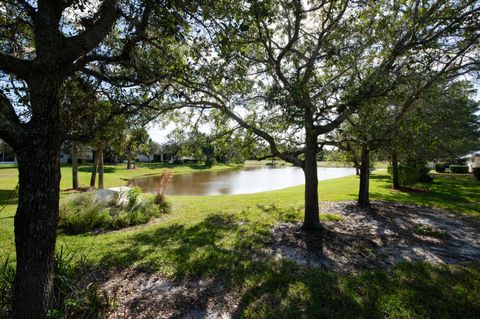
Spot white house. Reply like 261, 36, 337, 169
460, 151, 480, 173
0, 139, 16, 164
136, 152, 197, 163
60, 147, 93, 164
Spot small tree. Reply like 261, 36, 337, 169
124, 128, 150, 169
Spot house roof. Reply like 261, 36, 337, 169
459, 151, 480, 159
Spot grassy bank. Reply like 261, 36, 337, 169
1, 169, 479, 261
1, 168, 479, 318
0, 162, 234, 258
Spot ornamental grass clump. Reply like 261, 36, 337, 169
153, 169, 173, 213
59, 186, 170, 234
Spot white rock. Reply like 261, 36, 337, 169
95, 186, 131, 207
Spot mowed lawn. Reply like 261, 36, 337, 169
1, 164, 480, 318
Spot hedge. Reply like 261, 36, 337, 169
449, 165, 469, 174
473, 167, 480, 181
435, 162, 448, 173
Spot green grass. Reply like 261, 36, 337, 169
413, 224, 451, 240
320, 213, 344, 221
1, 167, 479, 318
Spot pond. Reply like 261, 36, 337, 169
129, 166, 356, 196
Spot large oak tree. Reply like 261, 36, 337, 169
165, 0, 479, 229
0, 1, 193, 317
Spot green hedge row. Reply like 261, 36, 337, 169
473, 167, 480, 180
449, 165, 469, 174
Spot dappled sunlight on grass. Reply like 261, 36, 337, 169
368, 172, 480, 217
235, 262, 480, 318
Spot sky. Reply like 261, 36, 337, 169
147, 123, 177, 144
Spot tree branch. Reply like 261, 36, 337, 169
0, 89, 24, 147
0, 52, 31, 78
63, 0, 120, 62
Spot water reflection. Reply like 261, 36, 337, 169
129, 166, 356, 196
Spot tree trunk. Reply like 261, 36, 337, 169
90, 150, 98, 189
358, 146, 370, 207
13, 145, 61, 318
71, 143, 79, 190
11, 74, 64, 319
97, 143, 104, 189
391, 151, 400, 189
302, 133, 321, 230
127, 154, 132, 170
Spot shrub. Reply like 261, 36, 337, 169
449, 165, 468, 174
473, 167, 480, 181
59, 188, 170, 234
154, 193, 172, 214
398, 164, 420, 187
397, 161, 432, 187
418, 166, 433, 182
0, 247, 114, 318
204, 157, 216, 168
435, 162, 448, 173
126, 186, 142, 207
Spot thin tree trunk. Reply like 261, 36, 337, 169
97, 143, 104, 189
71, 143, 79, 190
358, 146, 370, 207
391, 151, 400, 189
90, 149, 98, 189
127, 153, 132, 170
302, 133, 321, 230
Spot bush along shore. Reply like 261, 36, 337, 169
59, 186, 171, 234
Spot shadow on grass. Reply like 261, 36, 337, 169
369, 174, 388, 180
233, 261, 480, 318
0, 165, 17, 170
95, 210, 480, 318
0, 189, 18, 206
78, 166, 116, 173
99, 213, 266, 280
365, 173, 480, 217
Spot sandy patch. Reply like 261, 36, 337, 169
264, 201, 480, 273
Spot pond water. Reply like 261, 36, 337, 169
129, 166, 356, 196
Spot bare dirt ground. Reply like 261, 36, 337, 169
265, 201, 480, 273
102, 270, 238, 319
101, 201, 480, 318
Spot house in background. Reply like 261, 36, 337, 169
60, 146, 94, 164
0, 139, 16, 164
136, 152, 197, 163
459, 151, 480, 173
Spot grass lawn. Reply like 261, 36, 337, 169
1, 166, 479, 318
